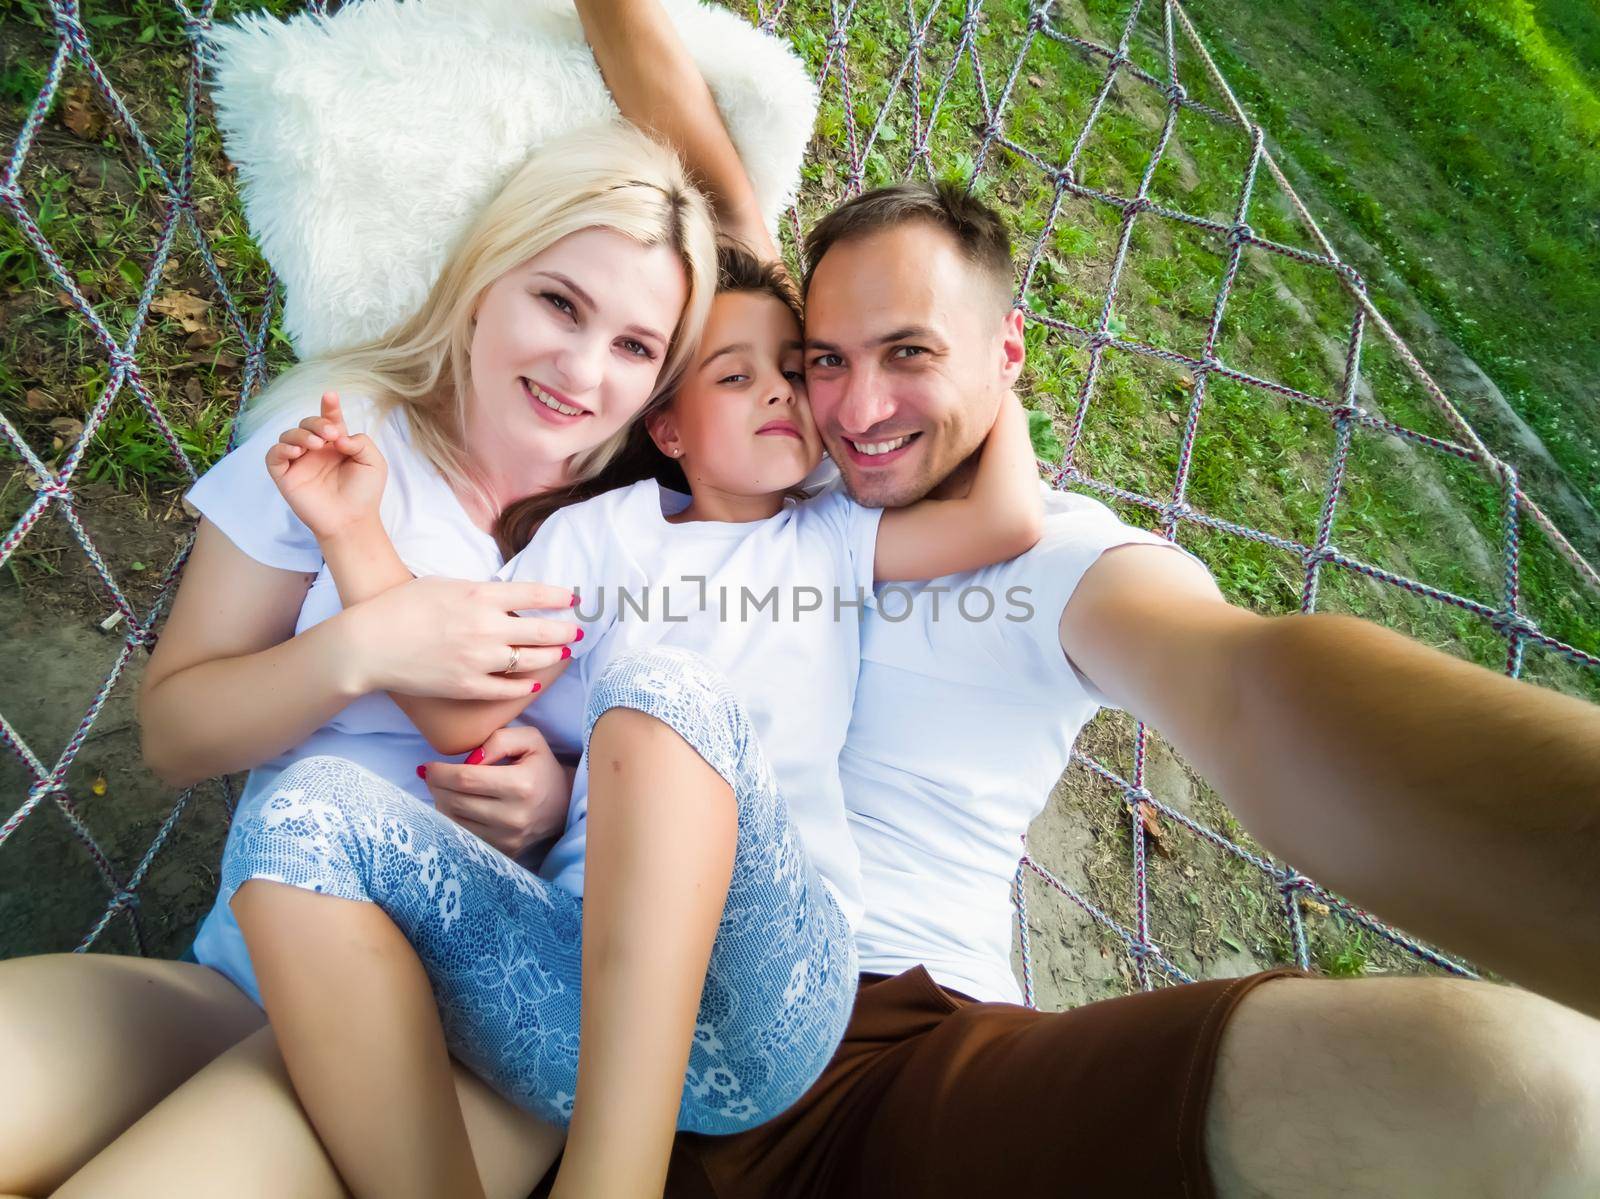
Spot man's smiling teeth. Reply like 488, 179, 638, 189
525, 380, 584, 417
850, 434, 913, 456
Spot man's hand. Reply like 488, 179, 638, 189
420, 725, 572, 859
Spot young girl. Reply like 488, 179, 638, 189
223, 244, 1043, 1198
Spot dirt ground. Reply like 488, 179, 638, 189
0, 480, 233, 962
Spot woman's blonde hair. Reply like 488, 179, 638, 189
241, 121, 719, 509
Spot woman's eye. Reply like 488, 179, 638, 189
544, 293, 576, 317
621, 339, 655, 360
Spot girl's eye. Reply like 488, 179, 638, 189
782, 370, 805, 383
621, 339, 655, 360
544, 293, 576, 317
718, 373, 750, 385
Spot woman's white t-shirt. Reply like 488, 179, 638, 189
181, 397, 588, 1003
498, 479, 883, 928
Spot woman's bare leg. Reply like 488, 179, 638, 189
231, 880, 487, 1199
551, 706, 738, 1199
0, 952, 264, 1197
54, 1023, 565, 1199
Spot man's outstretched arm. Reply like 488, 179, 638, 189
1059, 543, 1600, 1017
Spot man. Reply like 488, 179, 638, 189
652, 184, 1600, 1198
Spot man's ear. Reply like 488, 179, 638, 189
646, 406, 681, 458
998, 306, 1026, 386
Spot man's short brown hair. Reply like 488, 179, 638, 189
801, 181, 1015, 309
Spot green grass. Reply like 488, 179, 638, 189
776, 0, 1600, 696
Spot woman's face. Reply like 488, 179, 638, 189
648, 291, 820, 496
465, 227, 689, 475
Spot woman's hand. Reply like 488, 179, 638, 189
420, 725, 572, 858
343, 575, 579, 700
265, 391, 388, 541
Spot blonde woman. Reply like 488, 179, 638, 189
0, 120, 718, 1199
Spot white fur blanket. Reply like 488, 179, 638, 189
205, 0, 817, 358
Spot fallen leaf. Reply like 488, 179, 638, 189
1139, 806, 1170, 856
1027, 73, 1046, 88
152, 290, 211, 334
48, 416, 85, 444
186, 327, 221, 350
1175, 373, 1196, 392
1166, 410, 1181, 425
184, 375, 205, 406
1301, 898, 1331, 918
60, 84, 109, 140
25, 388, 60, 412
91, 775, 108, 797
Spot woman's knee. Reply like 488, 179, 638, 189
0, 954, 262, 1196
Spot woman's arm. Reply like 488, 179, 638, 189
316, 518, 574, 757
140, 523, 581, 787
139, 521, 373, 788
873, 391, 1045, 582
575, 0, 777, 260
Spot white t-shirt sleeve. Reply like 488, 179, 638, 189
1004, 492, 1209, 705
801, 485, 883, 595
184, 413, 322, 573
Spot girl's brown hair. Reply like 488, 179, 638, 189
494, 241, 803, 557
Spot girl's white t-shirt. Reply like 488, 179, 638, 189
498, 479, 883, 928
180, 397, 588, 1002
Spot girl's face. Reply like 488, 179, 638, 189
465, 227, 689, 477
648, 291, 819, 497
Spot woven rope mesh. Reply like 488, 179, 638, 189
3, 0, 1598, 999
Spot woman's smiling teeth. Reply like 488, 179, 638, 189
849, 434, 914, 456
523, 378, 586, 417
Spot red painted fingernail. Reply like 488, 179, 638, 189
531, 681, 542, 694
465, 747, 486, 766
561, 646, 572, 660
569, 593, 579, 607
573, 628, 584, 642
416, 764, 428, 780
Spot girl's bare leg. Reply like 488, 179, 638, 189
0, 952, 264, 1197
230, 880, 488, 1199
551, 706, 738, 1199
54, 1023, 565, 1199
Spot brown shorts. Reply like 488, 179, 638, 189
663, 965, 1299, 1199
533, 965, 1300, 1199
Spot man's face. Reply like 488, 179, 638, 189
804, 222, 1022, 508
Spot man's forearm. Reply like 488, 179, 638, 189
574, 0, 774, 257
1193, 613, 1600, 1014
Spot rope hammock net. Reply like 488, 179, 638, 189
3, 0, 1598, 1002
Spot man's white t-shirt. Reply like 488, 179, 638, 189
181, 397, 588, 1003
843, 486, 1204, 1004
499, 479, 882, 927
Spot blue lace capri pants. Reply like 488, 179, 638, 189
217, 647, 857, 1135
